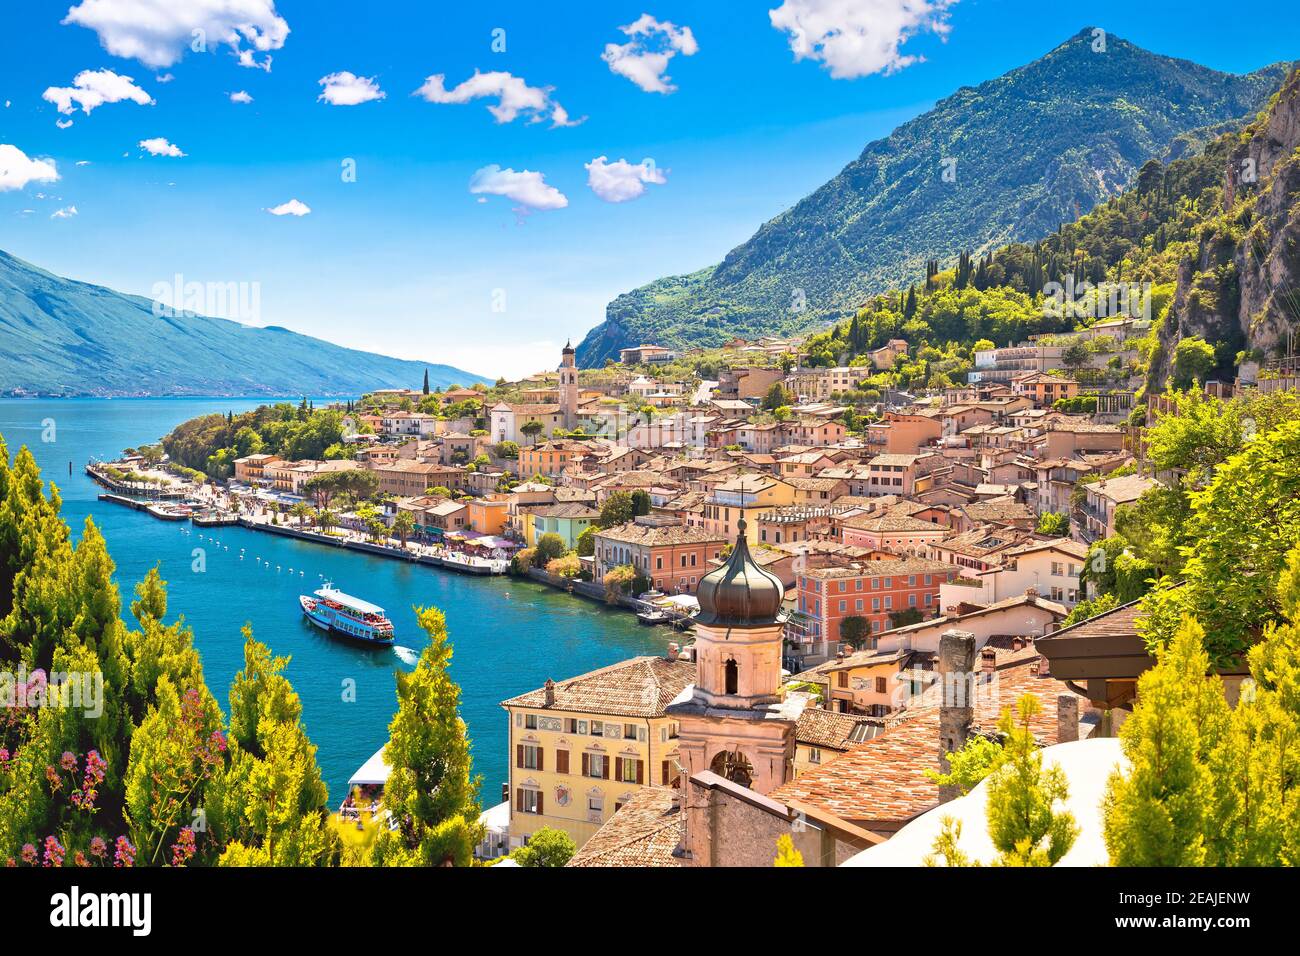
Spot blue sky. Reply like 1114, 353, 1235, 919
1, 1, 1295, 380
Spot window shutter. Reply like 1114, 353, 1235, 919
636, 760, 644, 785
557, 750, 568, 774
662, 760, 670, 785
602, 756, 609, 780
515, 788, 523, 812
537, 790, 543, 815
537, 748, 544, 773
582, 752, 589, 777
516, 744, 523, 768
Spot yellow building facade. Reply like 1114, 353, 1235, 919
500, 655, 695, 850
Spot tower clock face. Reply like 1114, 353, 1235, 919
554, 786, 572, 807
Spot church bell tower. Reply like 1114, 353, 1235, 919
666, 518, 805, 796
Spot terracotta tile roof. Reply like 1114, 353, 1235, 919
567, 787, 682, 867
595, 521, 726, 547
553, 487, 597, 503
529, 503, 600, 519
500, 657, 697, 718
1088, 474, 1159, 504
960, 499, 1035, 523
841, 513, 944, 533
770, 657, 1086, 829
804, 557, 952, 579
795, 708, 882, 750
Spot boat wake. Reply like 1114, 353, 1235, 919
392, 645, 419, 666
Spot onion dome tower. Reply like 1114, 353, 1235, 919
667, 517, 804, 799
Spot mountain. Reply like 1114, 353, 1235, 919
1148, 65, 1300, 389
0, 250, 485, 397
576, 28, 1292, 367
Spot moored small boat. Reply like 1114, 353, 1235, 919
299, 584, 395, 646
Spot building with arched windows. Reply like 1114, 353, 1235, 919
666, 517, 808, 798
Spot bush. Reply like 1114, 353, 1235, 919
510, 548, 537, 575
546, 553, 582, 578
534, 533, 568, 568
510, 827, 576, 867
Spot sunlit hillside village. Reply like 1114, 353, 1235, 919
110, 312, 1300, 868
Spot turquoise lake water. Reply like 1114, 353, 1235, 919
0, 398, 667, 805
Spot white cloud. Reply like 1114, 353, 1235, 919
318, 71, 385, 106
62, 0, 289, 70
0, 145, 60, 191
768, 0, 956, 79
76, 160, 92, 166
469, 165, 567, 212
413, 71, 578, 127
229, 90, 253, 103
155, 72, 174, 83
602, 14, 698, 94
266, 198, 310, 216
57, 119, 75, 129
43, 68, 154, 116
51, 205, 79, 219
139, 136, 185, 157
585, 156, 667, 203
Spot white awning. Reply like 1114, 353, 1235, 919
347, 746, 391, 787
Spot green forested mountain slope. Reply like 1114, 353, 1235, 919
0, 250, 484, 397
577, 28, 1291, 366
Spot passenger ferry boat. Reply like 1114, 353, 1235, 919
299, 585, 395, 646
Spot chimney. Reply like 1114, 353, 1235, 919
667, 642, 680, 661
937, 629, 976, 803
543, 678, 556, 707
980, 646, 997, 678
1011, 636, 1024, 651
1057, 694, 1079, 743
1024, 585, 1039, 598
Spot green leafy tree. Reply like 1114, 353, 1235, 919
372, 608, 483, 866
392, 511, 415, 549
575, 526, 596, 557
520, 420, 545, 445
1139, 418, 1300, 662
533, 532, 567, 568
1035, 511, 1069, 536
1170, 336, 1215, 390
598, 491, 635, 529
510, 827, 575, 867
838, 616, 870, 650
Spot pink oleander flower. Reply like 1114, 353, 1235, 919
113, 836, 136, 868
169, 827, 197, 867
43, 836, 65, 868
89, 836, 107, 859
60, 751, 77, 772
20, 844, 36, 864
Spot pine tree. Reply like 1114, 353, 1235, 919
203, 628, 337, 866
1103, 616, 1228, 865
422, 369, 430, 395
984, 695, 1079, 866
371, 607, 482, 866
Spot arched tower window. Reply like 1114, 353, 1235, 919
710, 749, 754, 789
724, 658, 738, 695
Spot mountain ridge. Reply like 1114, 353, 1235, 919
0, 249, 486, 397
576, 27, 1293, 366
